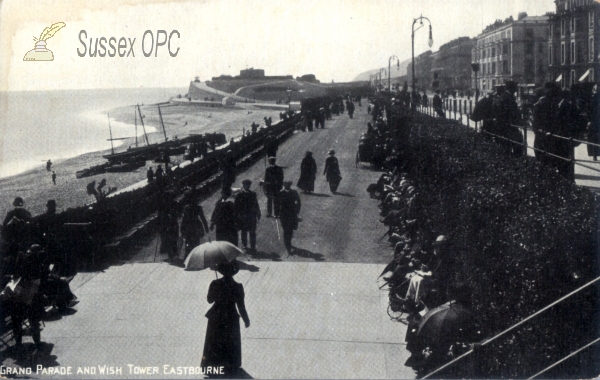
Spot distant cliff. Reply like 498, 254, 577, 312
352, 58, 411, 82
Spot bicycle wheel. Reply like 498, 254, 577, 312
387, 304, 404, 321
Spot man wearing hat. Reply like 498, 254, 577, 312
235, 180, 261, 252
263, 157, 284, 217
2, 197, 33, 257
278, 181, 301, 254
323, 150, 342, 194
495, 80, 524, 156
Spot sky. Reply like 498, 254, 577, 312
0, 0, 558, 91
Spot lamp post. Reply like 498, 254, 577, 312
287, 88, 292, 110
389, 55, 399, 97
412, 15, 433, 107
471, 63, 480, 102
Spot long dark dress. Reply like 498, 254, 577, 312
201, 277, 250, 372
211, 199, 238, 246
323, 156, 342, 193
297, 156, 317, 192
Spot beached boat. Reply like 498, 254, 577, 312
105, 160, 146, 173
76, 163, 110, 179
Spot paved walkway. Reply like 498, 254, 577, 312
2, 262, 414, 379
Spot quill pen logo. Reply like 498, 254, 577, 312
23, 22, 66, 61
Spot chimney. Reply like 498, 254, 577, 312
518, 12, 528, 20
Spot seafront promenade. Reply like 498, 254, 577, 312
1, 104, 418, 378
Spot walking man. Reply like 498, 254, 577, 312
46, 159, 52, 172
181, 190, 209, 259
235, 179, 261, 252
51, 171, 56, 185
263, 157, 284, 217
210, 187, 238, 246
147, 166, 154, 183
278, 181, 301, 255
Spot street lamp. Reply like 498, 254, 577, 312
412, 15, 433, 106
389, 55, 400, 95
287, 88, 292, 109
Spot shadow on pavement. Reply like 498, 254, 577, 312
334, 192, 355, 197
575, 173, 600, 181
292, 247, 325, 261
304, 192, 331, 197
237, 261, 260, 272
1, 342, 59, 371
246, 250, 281, 262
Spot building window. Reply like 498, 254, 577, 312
503, 60, 509, 74
561, 42, 566, 64
526, 42, 535, 54
591, 69, 594, 82
590, 37, 595, 61
492, 47, 496, 57
482, 49, 486, 59
503, 44, 508, 54
550, 24, 554, 37
590, 12, 595, 29
571, 41, 576, 63
526, 28, 534, 38
549, 46, 553, 65
492, 62, 496, 74
561, 19, 565, 35
492, 79, 496, 87
571, 70, 576, 85
571, 17, 575, 33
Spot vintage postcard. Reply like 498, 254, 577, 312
0, 0, 599, 378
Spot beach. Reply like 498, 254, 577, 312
0, 97, 281, 218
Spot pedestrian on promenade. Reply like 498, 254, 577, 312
210, 187, 238, 246
432, 90, 445, 118
51, 171, 56, 185
264, 134, 278, 158
263, 157, 284, 217
235, 180, 261, 252
147, 167, 154, 183
323, 150, 342, 194
221, 150, 237, 191
46, 159, 52, 172
201, 260, 250, 376
159, 199, 179, 263
297, 151, 317, 194
9, 244, 47, 355
278, 181, 301, 255
181, 191, 209, 260
2, 197, 33, 259
155, 165, 164, 186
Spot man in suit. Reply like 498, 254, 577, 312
235, 179, 261, 252
263, 157, 284, 217
278, 181, 301, 255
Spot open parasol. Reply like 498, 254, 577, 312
184, 241, 243, 271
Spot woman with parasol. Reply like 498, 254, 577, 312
201, 259, 250, 376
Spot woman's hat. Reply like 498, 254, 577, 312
46, 199, 56, 208
217, 260, 239, 276
242, 179, 252, 185
305, 151, 312, 155
13, 197, 24, 207
328, 149, 335, 155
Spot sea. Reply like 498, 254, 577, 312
0, 87, 187, 178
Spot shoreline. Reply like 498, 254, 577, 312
0, 103, 282, 218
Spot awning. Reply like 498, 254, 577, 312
555, 74, 563, 82
579, 69, 590, 82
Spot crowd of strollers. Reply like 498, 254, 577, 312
366, 96, 483, 376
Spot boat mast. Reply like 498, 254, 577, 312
108, 113, 115, 155
134, 106, 138, 148
137, 104, 150, 146
158, 105, 168, 142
